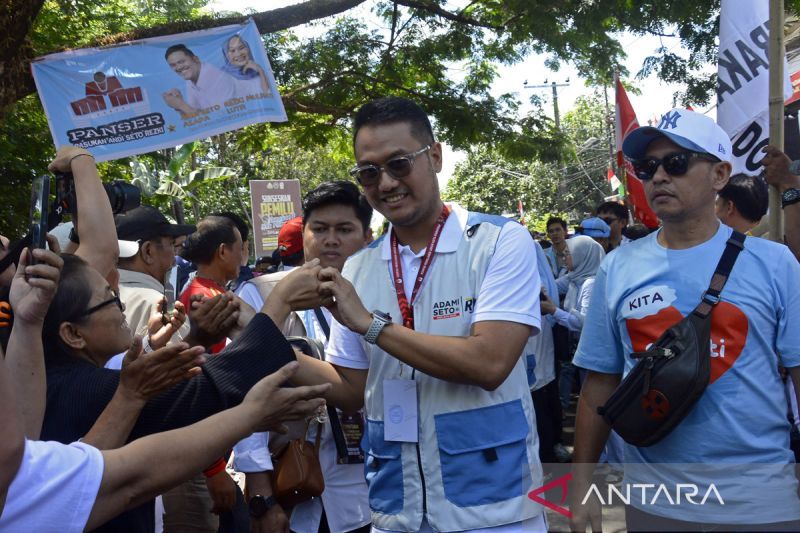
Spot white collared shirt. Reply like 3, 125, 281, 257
327, 203, 540, 370
186, 62, 237, 110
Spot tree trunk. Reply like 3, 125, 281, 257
172, 198, 185, 224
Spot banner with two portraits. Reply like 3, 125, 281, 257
32, 19, 286, 162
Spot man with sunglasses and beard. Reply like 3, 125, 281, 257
570, 109, 800, 531
268, 97, 547, 533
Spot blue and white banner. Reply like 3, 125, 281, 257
31, 19, 286, 162
717, 0, 792, 175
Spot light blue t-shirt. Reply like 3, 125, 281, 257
574, 223, 800, 524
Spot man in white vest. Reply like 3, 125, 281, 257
280, 96, 546, 533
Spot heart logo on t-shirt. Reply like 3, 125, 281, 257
626, 302, 748, 384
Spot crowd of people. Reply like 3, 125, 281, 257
1, 96, 800, 533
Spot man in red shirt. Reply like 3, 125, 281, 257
179, 216, 243, 354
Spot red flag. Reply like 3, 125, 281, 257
615, 73, 659, 228
517, 199, 525, 224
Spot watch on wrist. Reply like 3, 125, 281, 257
248, 494, 276, 518
364, 310, 391, 344
782, 187, 800, 208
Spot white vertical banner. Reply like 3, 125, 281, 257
717, 0, 793, 175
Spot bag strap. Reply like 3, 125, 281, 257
310, 309, 350, 461
313, 308, 331, 339
303, 418, 324, 456
692, 231, 746, 318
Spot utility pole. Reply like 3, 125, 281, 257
524, 79, 570, 129
603, 83, 616, 176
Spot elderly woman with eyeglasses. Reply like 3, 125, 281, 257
38, 253, 327, 533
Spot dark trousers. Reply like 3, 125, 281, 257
626, 504, 800, 532
218, 482, 249, 533
531, 378, 562, 463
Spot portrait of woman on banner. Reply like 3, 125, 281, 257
222, 35, 271, 97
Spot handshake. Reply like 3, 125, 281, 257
185, 258, 374, 349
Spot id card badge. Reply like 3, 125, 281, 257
338, 410, 365, 464
383, 379, 418, 442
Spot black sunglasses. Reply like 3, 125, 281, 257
349, 145, 431, 186
70, 290, 123, 321
632, 151, 719, 181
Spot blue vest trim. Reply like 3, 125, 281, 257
465, 212, 512, 229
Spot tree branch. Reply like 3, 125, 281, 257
393, 0, 502, 30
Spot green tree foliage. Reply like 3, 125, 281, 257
444, 92, 615, 225
6, 0, 800, 238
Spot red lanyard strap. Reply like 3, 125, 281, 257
390, 204, 450, 330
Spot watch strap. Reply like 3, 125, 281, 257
364, 313, 389, 344
782, 187, 800, 208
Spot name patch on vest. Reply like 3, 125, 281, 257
432, 297, 475, 320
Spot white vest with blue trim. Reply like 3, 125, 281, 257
342, 211, 543, 532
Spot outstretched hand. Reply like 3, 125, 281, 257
318, 267, 372, 335
48, 146, 94, 174
9, 247, 63, 324
243, 362, 331, 433
186, 293, 239, 348
119, 338, 206, 402
147, 297, 187, 349
271, 259, 331, 311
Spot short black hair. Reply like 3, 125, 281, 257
212, 211, 249, 242
165, 44, 196, 60
595, 201, 629, 226
718, 173, 768, 223
42, 254, 94, 356
546, 216, 567, 231
353, 97, 435, 147
622, 223, 652, 241
302, 181, 373, 232
180, 216, 238, 265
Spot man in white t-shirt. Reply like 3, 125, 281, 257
273, 97, 547, 533
570, 108, 800, 531
162, 44, 237, 117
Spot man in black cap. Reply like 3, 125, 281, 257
115, 206, 196, 341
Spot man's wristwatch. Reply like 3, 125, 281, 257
364, 310, 391, 344
782, 188, 800, 208
248, 494, 277, 518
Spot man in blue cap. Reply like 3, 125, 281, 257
570, 108, 800, 531
576, 216, 611, 252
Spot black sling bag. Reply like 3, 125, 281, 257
597, 231, 746, 447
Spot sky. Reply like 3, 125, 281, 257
209, 0, 711, 185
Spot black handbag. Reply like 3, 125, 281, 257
598, 231, 746, 447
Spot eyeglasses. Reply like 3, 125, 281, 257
632, 151, 719, 181
349, 145, 431, 186
70, 290, 124, 321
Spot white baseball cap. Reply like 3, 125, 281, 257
622, 108, 732, 163
118, 239, 140, 258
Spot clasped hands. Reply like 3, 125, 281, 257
270, 259, 373, 335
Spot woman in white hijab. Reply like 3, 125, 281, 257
541, 235, 605, 331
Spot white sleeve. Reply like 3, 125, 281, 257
1, 440, 103, 533
576, 278, 595, 317
236, 281, 264, 311
471, 222, 541, 333
552, 278, 595, 333
232, 432, 273, 472
325, 317, 370, 370
552, 307, 583, 332
104, 353, 124, 370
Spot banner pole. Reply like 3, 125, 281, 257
768, 0, 785, 242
